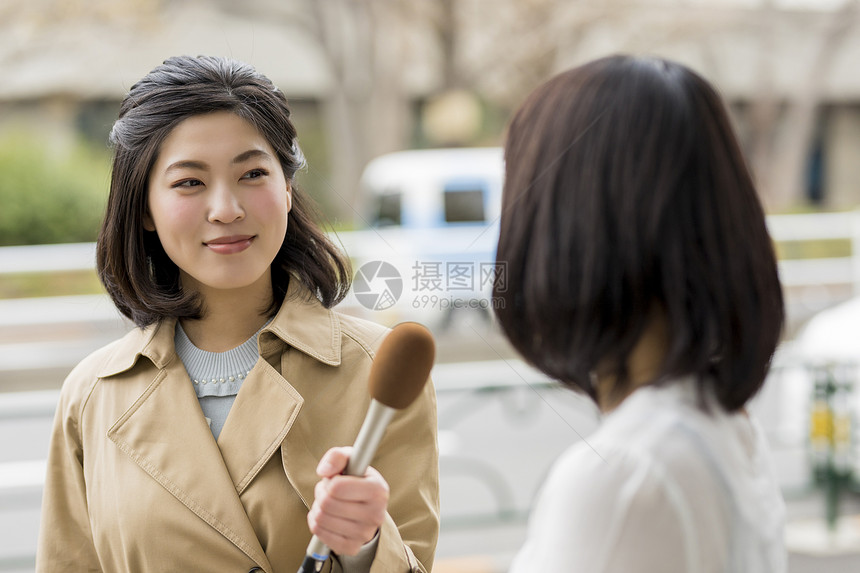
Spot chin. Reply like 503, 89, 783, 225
192, 269, 272, 295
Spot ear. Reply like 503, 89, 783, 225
143, 209, 156, 232
285, 182, 293, 213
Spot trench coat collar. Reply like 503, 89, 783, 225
96, 279, 342, 378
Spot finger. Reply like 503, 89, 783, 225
314, 491, 388, 525
309, 506, 379, 538
308, 523, 363, 556
322, 473, 390, 504
307, 510, 378, 554
316, 446, 353, 477
313, 477, 388, 525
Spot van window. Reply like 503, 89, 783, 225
444, 185, 485, 223
372, 191, 402, 227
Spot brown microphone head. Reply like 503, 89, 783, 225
369, 322, 435, 409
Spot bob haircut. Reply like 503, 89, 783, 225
494, 55, 784, 412
97, 55, 351, 327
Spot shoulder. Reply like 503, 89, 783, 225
56, 328, 143, 419
333, 312, 437, 400
333, 310, 391, 360
538, 438, 675, 517
514, 438, 699, 572
594, 384, 735, 487
541, 388, 733, 518
62, 333, 130, 388
516, 386, 745, 572
268, 285, 391, 366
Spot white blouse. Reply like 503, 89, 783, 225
510, 379, 786, 573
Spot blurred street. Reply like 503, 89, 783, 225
2, 295, 860, 572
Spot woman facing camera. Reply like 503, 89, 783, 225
495, 55, 786, 572
36, 55, 438, 573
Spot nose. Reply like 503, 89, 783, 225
208, 183, 244, 224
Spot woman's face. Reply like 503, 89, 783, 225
145, 111, 291, 298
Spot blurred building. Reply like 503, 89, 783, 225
1, 0, 859, 212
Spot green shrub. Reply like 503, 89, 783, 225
0, 132, 110, 246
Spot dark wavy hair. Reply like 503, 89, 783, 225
97, 55, 351, 327
494, 55, 784, 412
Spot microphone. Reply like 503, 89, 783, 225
297, 322, 436, 573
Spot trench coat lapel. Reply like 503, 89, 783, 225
216, 357, 304, 496
216, 283, 338, 504
106, 358, 273, 571
264, 286, 344, 509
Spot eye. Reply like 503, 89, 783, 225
172, 179, 203, 189
242, 168, 269, 180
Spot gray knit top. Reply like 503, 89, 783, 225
174, 321, 267, 440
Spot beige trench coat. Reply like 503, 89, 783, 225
36, 285, 439, 572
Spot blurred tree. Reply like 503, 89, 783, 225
450, 0, 860, 211
0, 133, 108, 246
211, 0, 426, 226
745, 0, 860, 210
305, 0, 416, 225
5, 0, 858, 222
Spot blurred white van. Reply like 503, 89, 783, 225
344, 147, 505, 330
361, 147, 504, 230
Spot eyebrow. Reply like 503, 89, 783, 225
164, 149, 274, 174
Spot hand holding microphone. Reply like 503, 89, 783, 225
298, 322, 436, 573
307, 446, 389, 557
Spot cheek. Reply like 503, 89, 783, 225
149, 195, 200, 239
252, 192, 290, 231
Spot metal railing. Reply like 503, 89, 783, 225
3, 211, 860, 288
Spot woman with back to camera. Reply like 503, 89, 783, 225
36, 55, 439, 573
495, 55, 786, 572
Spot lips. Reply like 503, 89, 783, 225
204, 235, 255, 254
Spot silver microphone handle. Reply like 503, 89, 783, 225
346, 400, 396, 476
299, 399, 396, 571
